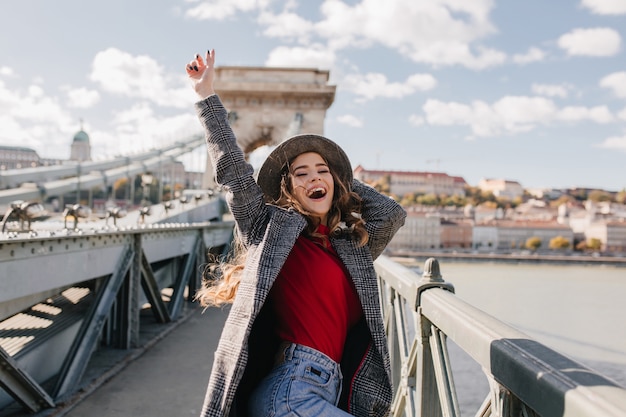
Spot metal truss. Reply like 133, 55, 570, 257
0, 221, 234, 413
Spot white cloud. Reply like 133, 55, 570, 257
265, 45, 335, 69
600, 71, 626, 98
65, 87, 101, 109
337, 114, 363, 128
532, 83, 570, 98
558, 27, 622, 56
408, 114, 425, 126
618, 107, 626, 121
597, 134, 626, 152
419, 96, 616, 138
184, 0, 270, 20
0, 66, 14, 77
89, 48, 196, 108
254, 0, 505, 70
0, 80, 78, 158
581, 0, 626, 15
341, 72, 436, 102
513, 47, 546, 64
104, 103, 200, 156
258, 10, 315, 43
557, 106, 614, 123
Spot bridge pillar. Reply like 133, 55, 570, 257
203, 66, 336, 188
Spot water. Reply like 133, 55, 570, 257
412, 260, 626, 415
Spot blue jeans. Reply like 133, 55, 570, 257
248, 342, 352, 417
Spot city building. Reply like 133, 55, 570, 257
472, 220, 574, 251
585, 220, 626, 253
70, 124, 92, 162
388, 212, 441, 252
0, 146, 40, 170
477, 178, 524, 200
440, 219, 473, 248
353, 166, 467, 197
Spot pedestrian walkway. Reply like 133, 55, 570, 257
62, 306, 229, 417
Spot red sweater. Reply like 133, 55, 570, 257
270, 225, 363, 363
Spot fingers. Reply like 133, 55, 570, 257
185, 60, 199, 74
185, 49, 214, 75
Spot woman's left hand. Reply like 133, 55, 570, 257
186, 49, 216, 100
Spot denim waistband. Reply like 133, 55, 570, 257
275, 342, 338, 370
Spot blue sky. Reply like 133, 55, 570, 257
1, 0, 625, 192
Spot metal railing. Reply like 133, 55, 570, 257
375, 256, 626, 417
0, 221, 234, 413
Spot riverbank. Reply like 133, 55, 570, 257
388, 250, 626, 268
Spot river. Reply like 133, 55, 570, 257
405, 259, 626, 415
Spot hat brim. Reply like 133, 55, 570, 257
257, 134, 353, 202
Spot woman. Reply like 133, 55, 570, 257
186, 49, 406, 417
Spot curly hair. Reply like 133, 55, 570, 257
194, 154, 368, 308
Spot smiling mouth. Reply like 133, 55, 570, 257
307, 187, 327, 199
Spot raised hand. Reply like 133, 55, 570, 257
186, 49, 216, 99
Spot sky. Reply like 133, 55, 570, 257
1, 0, 625, 192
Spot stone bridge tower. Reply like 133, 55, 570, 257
203, 66, 336, 188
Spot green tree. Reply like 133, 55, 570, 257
549, 195, 574, 208
587, 238, 602, 251
113, 178, 128, 200
525, 236, 542, 251
416, 193, 440, 206
371, 174, 391, 195
588, 190, 612, 202
549, 236, 570, 250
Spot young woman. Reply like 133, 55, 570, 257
186, 50, 406, 417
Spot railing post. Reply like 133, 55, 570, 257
415, 258, 457, 417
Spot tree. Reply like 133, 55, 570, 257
525, 236, 542, 251
416, 193, 440, 206
588, 190, 612, 202
549, 195, 574, 208
371, 174, 391, 195
113, 178, 129, 200
587, 238, 602, 251
549, 236, 570, 250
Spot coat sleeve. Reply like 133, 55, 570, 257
195, 95, 267, 245
352, 179, 406, 260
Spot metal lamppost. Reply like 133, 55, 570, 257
141, 172, 154, 207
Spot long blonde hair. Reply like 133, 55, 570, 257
194, 158, 368, 307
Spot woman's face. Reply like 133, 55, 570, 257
289, 152, 334, 225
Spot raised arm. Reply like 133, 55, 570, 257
187, 50, 266, 245
353, 179, 406, 260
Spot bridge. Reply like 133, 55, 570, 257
1, 201, 625, 416
0, 135, 205, 207
1, 66, 626, 417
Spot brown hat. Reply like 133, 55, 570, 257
257, 134, 353, 202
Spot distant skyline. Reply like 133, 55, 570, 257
1, 0, 625, 191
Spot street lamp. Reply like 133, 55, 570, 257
141, 172, 154, 206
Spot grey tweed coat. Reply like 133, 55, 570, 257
196, 95, 406, 417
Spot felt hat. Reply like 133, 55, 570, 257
257, 134, 353, 201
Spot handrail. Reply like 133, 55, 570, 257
375, 255, 626, 417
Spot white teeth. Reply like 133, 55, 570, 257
308, 187, 326, 198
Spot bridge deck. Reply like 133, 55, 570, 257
62, 306, 229, 417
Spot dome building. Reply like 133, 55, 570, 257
70, 122, 92, 162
